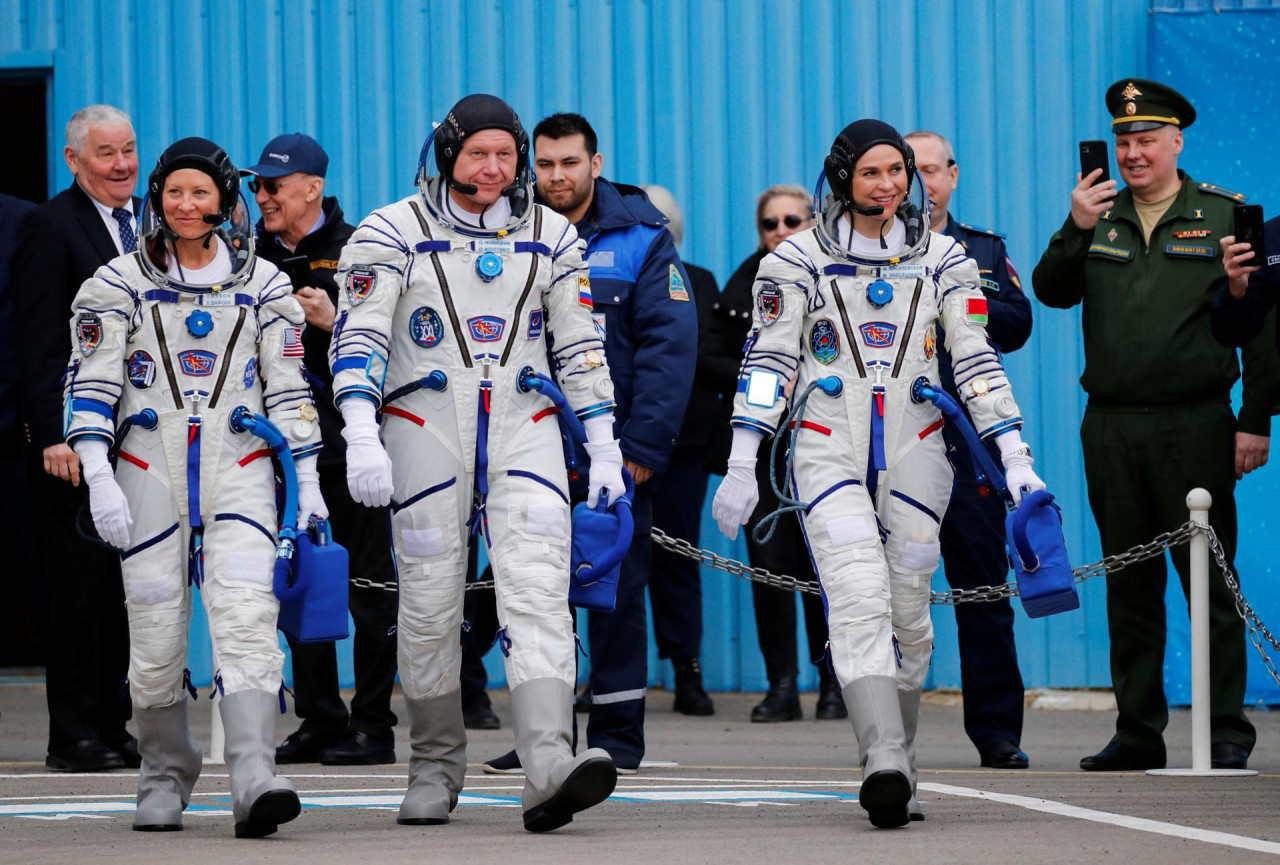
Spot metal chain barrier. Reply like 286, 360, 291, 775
1201, 520, 1280, 687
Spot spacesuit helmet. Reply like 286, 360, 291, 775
137, 136, 255, 291
814, 119, 931, 265
415, 93, 534, 236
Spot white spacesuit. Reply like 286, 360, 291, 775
713, 120, 1043, 829
65, 138, 323, 838
331, 94, 622, 832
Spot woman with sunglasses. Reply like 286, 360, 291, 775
705, 186, 846, 724
62, 137, 325, 838
712, 120, 1046, 829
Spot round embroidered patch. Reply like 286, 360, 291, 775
409, 307, 445, 348
810, 319, 839, 364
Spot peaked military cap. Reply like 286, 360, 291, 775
1106, 78, 1196, 134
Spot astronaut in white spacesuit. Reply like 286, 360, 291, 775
65, 137, 326, 837
712, 119, 1044, 829
331, 94, 624, 832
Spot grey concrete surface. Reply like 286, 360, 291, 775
1, 679, 1276, 864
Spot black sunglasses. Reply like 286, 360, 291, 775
247, 175, 304, 195
761, 214, 806, 231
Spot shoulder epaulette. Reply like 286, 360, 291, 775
954, 221, 1006, 239
1198, 182, 1247, 203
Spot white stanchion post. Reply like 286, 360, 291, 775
1148, 488, 1255, 777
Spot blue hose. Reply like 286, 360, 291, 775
229, 406, 301, 597
910, 378, 1013, 509
518, 367, 589, 443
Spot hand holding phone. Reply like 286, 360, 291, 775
280, 254, 313, 290
1233, 204, 1266, 263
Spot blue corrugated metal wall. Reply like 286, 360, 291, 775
4, 0, 1277, 701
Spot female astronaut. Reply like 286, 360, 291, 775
712, 119, 1044, 829
64, 137, 325, 838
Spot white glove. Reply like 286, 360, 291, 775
583, 414, 625, 508
711, 428, 763, 540
995, 429, 1046, 506
74, 438, 133, 549
340, 397, 393, 507
294, 454, 329, 529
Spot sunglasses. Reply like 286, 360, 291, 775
761, 214, 807, 231
247, 175, 304, 195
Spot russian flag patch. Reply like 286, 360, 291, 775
577, 274, 593, 309
966, 297, 988, 325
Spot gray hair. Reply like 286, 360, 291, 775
755, 184, 813, 245
904, 129, 956, 166
642, 184, 683, 247
65, 104, 134, 154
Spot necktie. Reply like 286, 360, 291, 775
112, 207, 137, 253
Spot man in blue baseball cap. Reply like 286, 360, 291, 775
246, 133, 401, 769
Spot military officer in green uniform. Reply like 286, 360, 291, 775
1033, 78, 1278, 772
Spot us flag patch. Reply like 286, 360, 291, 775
282, 326, 305, 357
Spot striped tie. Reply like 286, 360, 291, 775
112, 207, 137, 253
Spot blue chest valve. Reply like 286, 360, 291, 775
186, 309, 214, 338
866, 279, 893, 308
476, 252, 503, 282
909, 377, 1079, 618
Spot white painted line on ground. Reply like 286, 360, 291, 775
923, 782, 1280, 856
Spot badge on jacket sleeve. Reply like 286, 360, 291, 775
347, 266, 377, 305
923, 325, 936, 361
76, 312, 102, 356
127, 350, 156, 389
810, 319, 840, 364
527, 309, 544, 340
758, 285, 783, 325
282, 326, 305, 358
578, 274, 594, 309
668, 264, 690, 301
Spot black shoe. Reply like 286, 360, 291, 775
574, 684, 592, 713
672, 657, 715, 716
980, 741, 1029, 769
751, 676, 802, 723
1079, 742, 1166, 771
814, 669, 847, 720
103, 734, 142, 769
320, 730, 396, 766
463, 699, 502, 730
482, 749, 523, 775
1210, 742, 1249, 770
46, 739, 126, 772
275, 728, 340, 765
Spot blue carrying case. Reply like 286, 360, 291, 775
569, 472, 635, 613
1004, 490, 1079, 618
275, 518, 351, 643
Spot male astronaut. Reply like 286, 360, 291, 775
65, 137, 324, 837
331, 94, 622, 833
712, 120, 1044, 829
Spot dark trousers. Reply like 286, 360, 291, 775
747, 451, 828, 683
938, 427, 1025, 752
586, 483, 654, 762
1081, 401, 1255, 753
649, 449, 709, 660
285, 466, 399, 744
31, 462, 130, 751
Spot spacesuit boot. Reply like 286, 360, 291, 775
844, 676, 912, 829
512, 678, 616, 832
899, 688, 924, 822
220, 690, 301, 838
133, 701, 202, 831
397, 691, 467, 825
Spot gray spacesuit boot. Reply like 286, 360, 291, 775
899, 688, 924, 821
219, 690, 301, 838
133, 700, 202, 831
844, 676, 912, 829
511, 678, 617, 832
397, 691, 468, 825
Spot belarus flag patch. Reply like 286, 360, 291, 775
966, 297, 989, 325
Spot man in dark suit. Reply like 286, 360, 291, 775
11, 104, 140, 771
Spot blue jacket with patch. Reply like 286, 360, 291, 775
559, 178, 698, 473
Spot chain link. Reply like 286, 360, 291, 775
1200, 520, 1280, 687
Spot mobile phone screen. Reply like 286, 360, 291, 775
1233, 204, 1267, 264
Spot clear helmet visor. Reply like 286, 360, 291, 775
136, 190, 255, 291
413, 125, 534, 237
811, 166, 932, 266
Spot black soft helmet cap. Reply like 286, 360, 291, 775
433, 94, 530, 189
823, 119, 916, 212
147, 136, 240, 223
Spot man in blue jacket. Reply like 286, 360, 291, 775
486, 113, 697, 774
907, 131, 1034, 774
